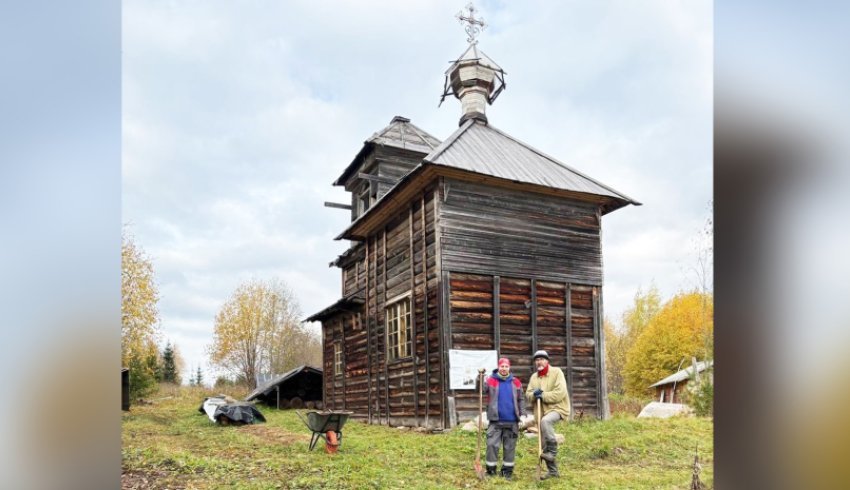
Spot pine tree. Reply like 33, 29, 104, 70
195, 366, 204, 387
161, 341, 179, 384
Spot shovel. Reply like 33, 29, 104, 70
537, 397, 543, 480
474, 368, 486, 480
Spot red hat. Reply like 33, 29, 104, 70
498, 357, 511, 367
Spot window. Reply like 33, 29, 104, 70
334, 342, 342, 377
386, 298, 412, 360
358, 191, 370, 216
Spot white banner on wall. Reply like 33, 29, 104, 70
449, 349, 498, 390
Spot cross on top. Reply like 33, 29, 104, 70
456, 2, 486, 44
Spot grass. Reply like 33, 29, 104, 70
122, 386, 713, 489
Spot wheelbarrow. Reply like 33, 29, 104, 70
295, 410, 352, 453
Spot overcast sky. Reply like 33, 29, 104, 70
123, 0, 712, 384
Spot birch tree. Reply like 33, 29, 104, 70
121, 232, 161, 398
209, 279, 313, 389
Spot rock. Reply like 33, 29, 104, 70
518, 414, 535, 430
522, 432, 564, 444
637, 402, 694, 419
460, 412, 489, 432
396, 426, 410, 431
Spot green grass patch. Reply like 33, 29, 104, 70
123, 386, 713, 489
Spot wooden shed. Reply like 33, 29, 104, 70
650, 360, 713, 404
307, 38, 639, 429
245, 365, 323, 409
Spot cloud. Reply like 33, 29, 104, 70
123, 0, 712, 381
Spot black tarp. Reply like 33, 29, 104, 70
199, 396, 266, 425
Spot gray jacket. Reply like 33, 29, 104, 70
484, 370, 527, 423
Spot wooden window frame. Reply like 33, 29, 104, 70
333, 342, 343, 377
385, 295, 412, 361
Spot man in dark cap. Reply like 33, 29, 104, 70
483, 357, 526, 480
526, 350, 570, 480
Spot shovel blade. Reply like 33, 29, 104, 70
474, 460, 485, 480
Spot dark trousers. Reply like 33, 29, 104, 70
485, 422, 519, 470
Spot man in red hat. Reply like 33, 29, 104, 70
483, 357, 526, 480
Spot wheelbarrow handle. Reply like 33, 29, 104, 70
295, 410, 310, 429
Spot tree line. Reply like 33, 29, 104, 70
121, 231, 320, 398
605, 286, 713, 399
606, 204, 713, 406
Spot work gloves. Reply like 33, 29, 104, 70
533, 388, 544, 399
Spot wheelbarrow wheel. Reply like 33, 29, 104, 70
324, 431, 339, 454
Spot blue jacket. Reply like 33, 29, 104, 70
485, 369, 527, 423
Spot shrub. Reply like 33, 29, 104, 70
687, 377, 713, 417
608, 393, 649, 417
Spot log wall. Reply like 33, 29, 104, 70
439, 179, 603, 285
445, 272, 606, 421
322, 185, 442, 428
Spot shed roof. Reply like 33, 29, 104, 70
424, 119, 640, 205
245, 365, 323, 401
303, 295, 364, 323
650, 360, 713, 388
333, 116, 441, 187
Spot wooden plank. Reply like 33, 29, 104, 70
566, 282, 573, 420
341, 315, 347, 410
324, 201, 352, 210
421, 193, 430, 426
493, 276, 500, 357
435, 180, 449, 428
408, 204, 419, 426
358, 172, 397, 185
592, 286, 601, 419
596, 282, 610, 419
366, 238, 372, 424
531, 279, 537, 354
383, 227, 389, 424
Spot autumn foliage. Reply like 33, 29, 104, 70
121, 232, 161, 398
622, 292, 713, 398
209, 279, 320, 389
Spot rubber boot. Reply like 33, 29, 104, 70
500, 466, 513, 481
485, 465, 497, 477
540, 442, 560, 480
540, 441, 556, 463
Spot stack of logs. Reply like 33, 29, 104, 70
272, 398, 324, 410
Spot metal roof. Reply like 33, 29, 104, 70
333, 116, 441, 186
650, 360, 713, 388
424, 120, 641, 205
245, 365, 323, 401
445, 43, 504, 75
